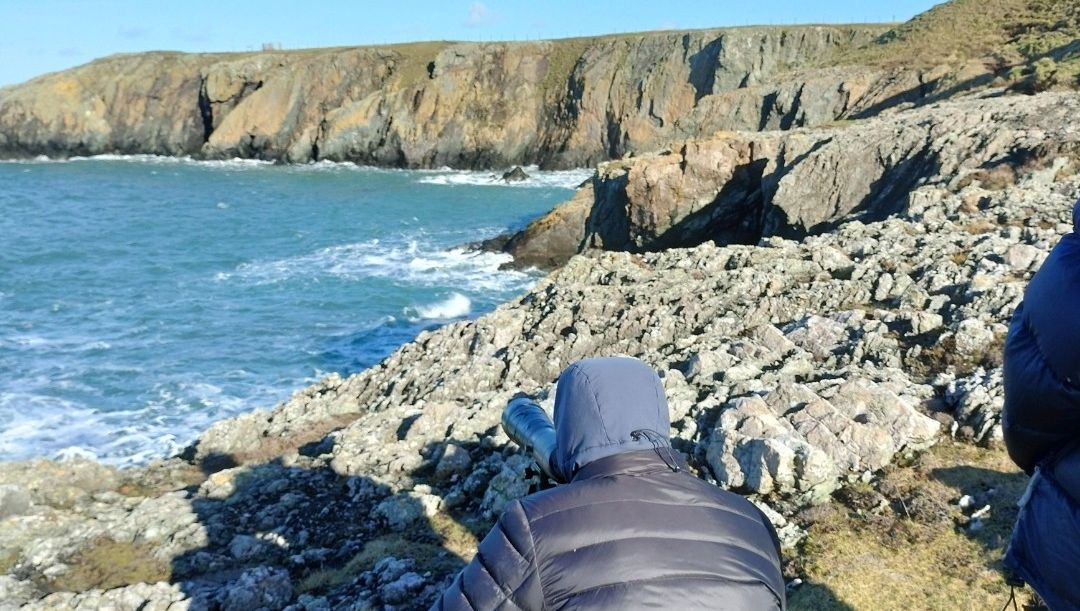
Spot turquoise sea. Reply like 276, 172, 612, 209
0, 156, 588, 465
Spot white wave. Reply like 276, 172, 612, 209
416, 165, 593, 190
1, 334, 110, 352
0, 379, 287, 466
220, 239, 537, 293
1, 154, 592, 188
7, 335, 49, 347
0, 154, 276, 169
412, 293, 472, 320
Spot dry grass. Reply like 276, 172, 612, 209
842, 0, 1079, 66
198, 413, 358, 470
540, 38, 596, 101
906, 331, 1006, 380
962, 218, 1001, 235
957, 165, 1019, 191
788, 440, 1034, 610
832, 0, 1080, 93
48, 537, 172, 592
387, 41, 452, 88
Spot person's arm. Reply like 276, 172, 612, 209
431, 500, 544, 611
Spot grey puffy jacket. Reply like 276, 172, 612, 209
433, 357, 786, 610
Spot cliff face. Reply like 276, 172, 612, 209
505, 91, 1080, 266
0, 26, 981, 168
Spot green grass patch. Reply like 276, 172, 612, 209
0, 547, 18, 575
539, 38, 596, 101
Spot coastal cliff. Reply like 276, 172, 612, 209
4, 0, 1077, 170
0, 27, 888, 168
503, 91, 1080, 266
0, 23, 1027, 170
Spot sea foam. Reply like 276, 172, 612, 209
412, 293, 472, 320
220, 239, 536, 293
416, 166, 593, 190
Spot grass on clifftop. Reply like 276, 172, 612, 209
841, 0, 1080, 88
788, 440, 1034, 610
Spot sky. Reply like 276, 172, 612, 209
0, 0, 943, 87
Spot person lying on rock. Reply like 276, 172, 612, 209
432, 356, 786, 610
1002, 199, 1080, 610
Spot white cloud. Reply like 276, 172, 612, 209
465, 1, 491, 28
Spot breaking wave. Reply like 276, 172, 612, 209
410, 292, 472, 320
218, 239, 535, 293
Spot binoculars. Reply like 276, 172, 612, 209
501, 396, 563, 484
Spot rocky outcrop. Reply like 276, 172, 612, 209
1, 166, 1076, 607
0, 26, 1008, 169
505, 90, 1080, 267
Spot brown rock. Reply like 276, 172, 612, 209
505, 91, 1080, 266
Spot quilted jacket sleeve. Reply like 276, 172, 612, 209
1003, 200, 1080, 472
431, 500, 543, 611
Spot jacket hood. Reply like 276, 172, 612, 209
553, 357, 670, 479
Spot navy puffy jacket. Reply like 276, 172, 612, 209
1002, 200, 1080, 473
1002, 199, 1080, 610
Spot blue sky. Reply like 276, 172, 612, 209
0, 0, 943, 87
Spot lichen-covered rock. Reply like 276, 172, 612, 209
706, 379, 939, 505
0, 458, 118, 509
0, 485, 31, 519
946, 368, 1006, 443
480, 455, 531, 517
219, 567, 293, 611
373, 491, 441, 529
18, 582, 188, 611
434, 444, 473, 482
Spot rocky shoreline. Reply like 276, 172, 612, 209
2, 131, 1076, 606
3, 6, 1080, 604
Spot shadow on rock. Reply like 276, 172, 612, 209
171, 448, 476, 611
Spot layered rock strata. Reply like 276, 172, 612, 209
504, 90, 1080, 266
0, 26, 996, 168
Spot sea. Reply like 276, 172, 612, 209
0, 156, 589, 466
